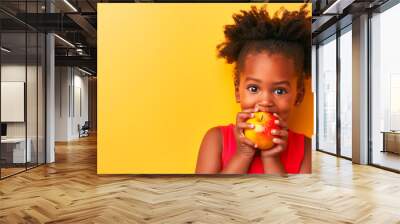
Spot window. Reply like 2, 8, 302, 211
317, 35, 337, 155
339, 27, 352, 158
371, 2, 400, 171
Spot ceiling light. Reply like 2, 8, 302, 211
78, 67, 93, 76
63, 0, 78, 12
54, 34, 75, 48
322, 0, 355, 15
1, 47, 11, 53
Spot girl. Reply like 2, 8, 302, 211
196, 5, 311, 174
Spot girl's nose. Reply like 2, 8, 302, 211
257, 93, 274, 108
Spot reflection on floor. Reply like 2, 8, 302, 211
0, 167, 25, 177
0, 162, 42, 178
373, 150, 400, 171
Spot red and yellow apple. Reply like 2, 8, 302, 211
244, 112, 279, 150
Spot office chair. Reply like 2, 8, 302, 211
79, 121, 90, 138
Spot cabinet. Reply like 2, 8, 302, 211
382, 131, 400, 154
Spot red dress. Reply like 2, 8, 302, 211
220, 124, 305, 174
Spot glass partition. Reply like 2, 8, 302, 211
27, 30, 38, 169
371, 3, 400, 171
317, 35, 337, 155
38, 32, 45, 165
339, 26, 352, 159
0, 1, 46, 179
1, 31, 28, 177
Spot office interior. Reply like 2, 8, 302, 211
2, 0, 399, 179
0, 0, 97, 179
312, 0, 400, 172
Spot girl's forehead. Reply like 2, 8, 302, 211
243, 52, 296, 69
241, 52, 298, 81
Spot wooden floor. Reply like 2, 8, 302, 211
372, 150, 400, 171
1, 134, 400, 223
0, 167, 26, 178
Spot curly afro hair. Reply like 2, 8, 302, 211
217, 4, 311, 89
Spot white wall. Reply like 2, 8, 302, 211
1, 63, 46, 164
72, 72, 89, 138
55, 67, 89, 141
55, 67, 70, 141
1, 65, 39, 138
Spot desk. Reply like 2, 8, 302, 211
1, 138, 31, 163
381, 131, 400, 154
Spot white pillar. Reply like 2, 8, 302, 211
46, 1, 55, 163
312, 45, 317, 151
352, 14, 369, 164
46, 33, 55, 163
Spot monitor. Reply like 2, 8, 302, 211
1, 123, 7, 137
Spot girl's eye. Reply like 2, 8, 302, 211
247, 86, 259, 93
273, 88, 288, 95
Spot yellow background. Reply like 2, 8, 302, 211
98, 3, 312, 174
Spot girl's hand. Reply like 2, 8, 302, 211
234, 108, 258, 159
260, 113, 288, 159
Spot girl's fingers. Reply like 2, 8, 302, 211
271, 129, 288, 138
272, 137, 287, 146
266, 138, 287, 155
243, 107, 257, 113
237, 107, 258, 122
262, 138, 287, 156
254, 105, 260, 113
272, 113, 288, 129
274, 118, 288, 130
235, 113, 254, 137
261, 144, 286, 157
238, 135, 257, 148
236, 112, 254, 123
237, 122, 254, 130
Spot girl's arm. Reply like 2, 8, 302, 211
261, 156, 285, 174
260, 115, 287, 175
299, 137, 312, 173
195, 127, 222, 174
195, 126, 255, 174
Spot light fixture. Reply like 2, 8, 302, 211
322, 0, 355, 15
78, 67, 93, 76
1, 47, 11, 53
76, 48, 87, 56
54, 34, 75, 48
63, 0, 78, 12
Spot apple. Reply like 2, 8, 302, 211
244, 112, 279, 150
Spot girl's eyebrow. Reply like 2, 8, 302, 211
244, 77, 262, 83
245, 77, 291, 86
273, 81, 290, 86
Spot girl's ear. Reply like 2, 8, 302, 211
235, 86, 240, 103
294, 85, 305, 106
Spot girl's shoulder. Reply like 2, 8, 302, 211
218, 123, 235, 131
203, 124, 234, 142
288, 129, 305, 137
196, 126, 225, 174
288, 129, 310, 143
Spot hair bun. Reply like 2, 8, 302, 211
217, 4, 311, 77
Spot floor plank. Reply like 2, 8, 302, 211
0, 134, 400, 223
